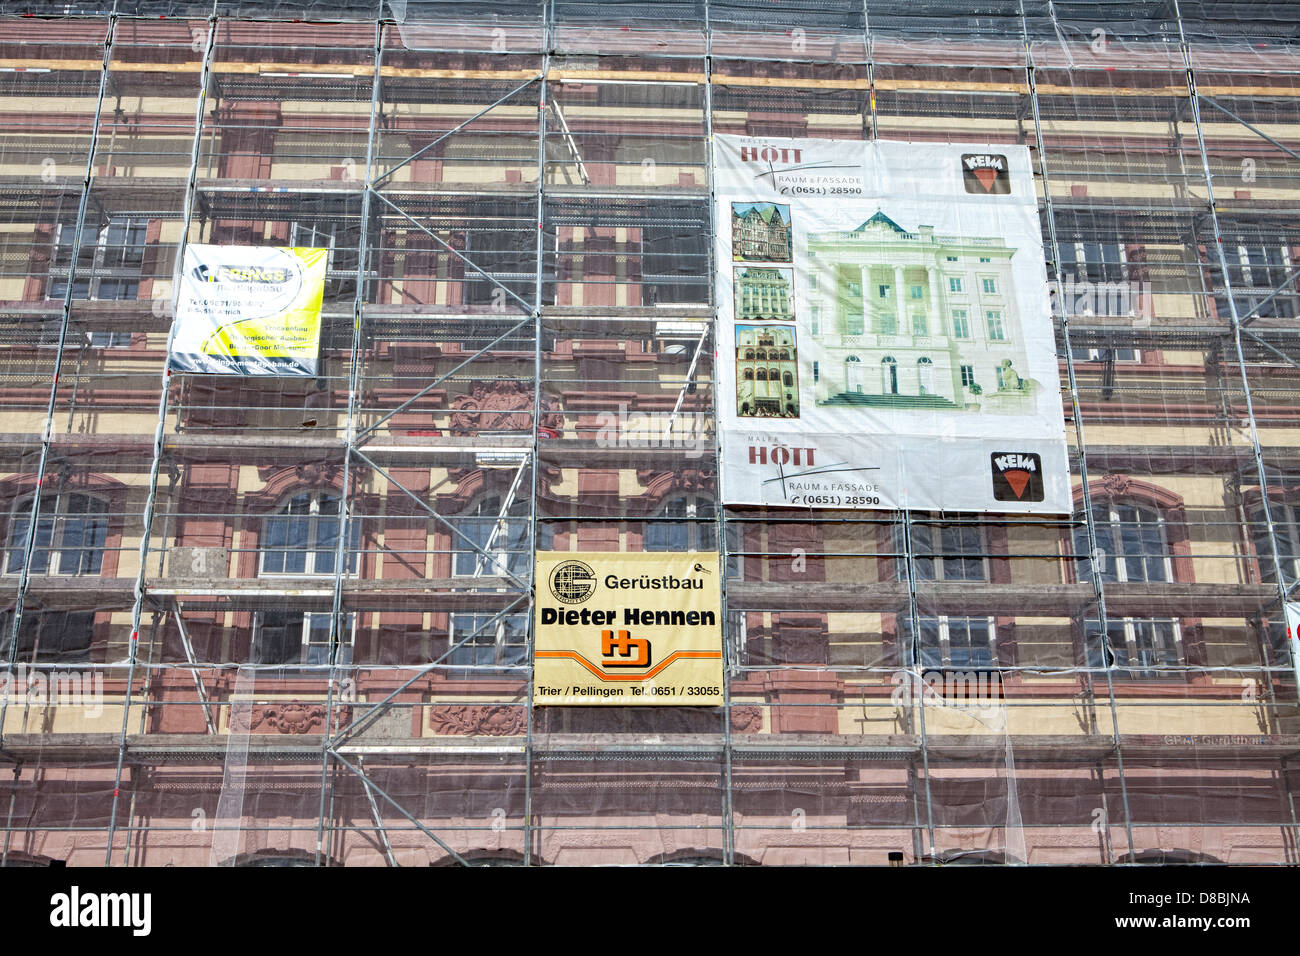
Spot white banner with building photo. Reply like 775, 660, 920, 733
713, 135, 1070, 513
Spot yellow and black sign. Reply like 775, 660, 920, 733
533, 551, 724, 706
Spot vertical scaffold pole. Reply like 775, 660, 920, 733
1022, 0, 1135, 861
0, 13, 115, 748
314, 19, 385, 867
524, 4, 552, 864
106, 11, 218, 866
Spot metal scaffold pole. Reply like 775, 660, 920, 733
105, 12, 219, 866
314, 18, 386, 868
1021, 0, 1136, 863
524, 0, 552, 859
0, 13, 116, 749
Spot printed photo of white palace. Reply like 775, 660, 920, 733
804, 211, 1037, 413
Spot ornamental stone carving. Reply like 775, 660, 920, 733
730, 705, 762, 734
1100, 473, 1131, 498
428, 704, 526, 736
449, 379, 562, 436
229, 701, 352, 735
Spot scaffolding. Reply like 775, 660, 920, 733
0, 0, 1299, 866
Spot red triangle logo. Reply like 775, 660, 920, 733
1003, 469, 1030, 499
974, 167, 999, 192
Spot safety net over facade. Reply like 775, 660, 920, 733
1, 0, 1300, 867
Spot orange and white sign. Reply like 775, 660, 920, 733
533, 551, 723, 706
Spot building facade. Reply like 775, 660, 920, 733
0, 0, 1298, 867
806, 212, 1032, 411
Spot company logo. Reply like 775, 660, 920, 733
739, 145, 804, 165
192, 263, 293, 284
991, 452, 1044, 502
549, 559, 596, 604
962, 153, 1010, 195
748, 443, 816, 467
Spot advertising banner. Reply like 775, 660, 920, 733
1285, 603, 1300, 693
714, 135, 1070, 513
168, 245, 328, 377
533, 551, 723, 705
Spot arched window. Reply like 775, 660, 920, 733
756, 369, 768, 382
255, 491, 359, 667
1074, 485, 1187, 678
1249, 499, 1300, 586
1074, 500, 1170, 584
779, 349, 790, 360
744, 349, 754, 360
646, 493, 716, 553
742, 368, 754, 381
881, 355, 898, 394
6, 492, 108, 576
782, 371, 794, 387
453, 494, 529, 578
768, 367, 779, 382
261, 492, 357, 576
755, 348, 767, 360
917, 356, 934, 395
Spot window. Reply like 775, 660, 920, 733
979, 257, 991, 263
945, 256, 958, 262
912, 313, 927, 336
290, 220, 356, 300
1059, 240, 1133, 317
877, 312, 896, 335
910, 285, 924, 300
982, 277, 997, 294
6, 492, 107, 576
1217, 230, 1298, 319
253, 610, 355, 666
1071, 347, 1139, 362
1251, 501, 1300, 586
902, 518, 986, 583
1073, 501, 1169, 584
642, 222, 708, 305
985, 310, 1005, 341
810, 305, 820, 335
948, 277, 963, 293
0, 610, 94, 664
646, 493, 716, 552
1084, 618, 1181, 679
48, 216, 146, 304
952, 310, 970, 338
454, 494, 529, 577
261, 492, 357, 576
846, 311, 864, 335
812, 360, 819, 382
447, 612, 528, 673
960, 365, 976, 388
878, 284, 891, 299
903, 616, 995, 670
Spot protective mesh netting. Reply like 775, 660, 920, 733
1, 1, 1300, 866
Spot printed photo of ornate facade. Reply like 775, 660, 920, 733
734, 266, 794, 322
731, 202, 793, 262
806, 211, 1034, 412
736, 325, 799, 418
